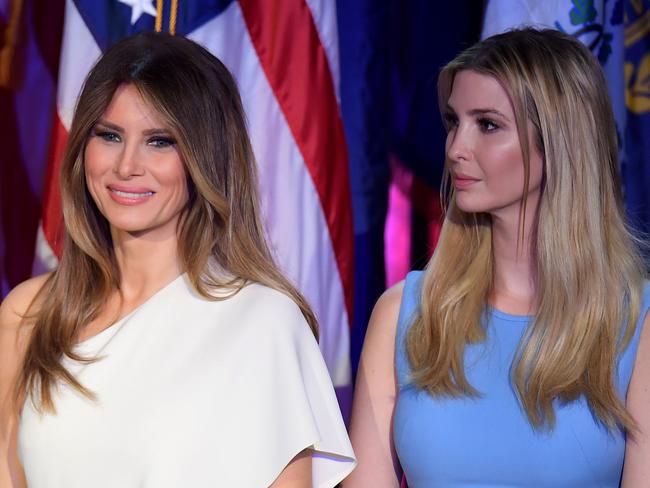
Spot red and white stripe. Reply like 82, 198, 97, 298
35, 0, 353, 387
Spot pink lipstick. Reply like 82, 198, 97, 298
453, 173, 480, 189
107, 185, 155, 205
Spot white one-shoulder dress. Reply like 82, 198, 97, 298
18, 274, 356, 487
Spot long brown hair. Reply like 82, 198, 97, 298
18, 32, 317, 411
406, 28, 646, 431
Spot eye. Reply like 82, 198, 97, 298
443, 112, 459, 131
478, 117, 499, 132
93, 130, 121, 142
148, 136, 176, 149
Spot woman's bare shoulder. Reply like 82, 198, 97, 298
363, 280, 405, 346
375, 280, 404, 314
378, 280, 405, 307
0, 273, 52, 331
373, 280, 405, 321
0, 276, 49, 488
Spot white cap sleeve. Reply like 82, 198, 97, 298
247, 290, 356, 487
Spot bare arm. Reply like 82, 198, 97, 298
342, 283, 404, 488
622, 308, 650, 487
0, 275, 49, 488
268, 449, 312, 488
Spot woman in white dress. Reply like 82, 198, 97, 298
0, 32, 355, 488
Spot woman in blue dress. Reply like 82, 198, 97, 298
344, 28, 650, 487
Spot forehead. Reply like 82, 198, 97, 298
101, 83, 166, 127
447, 70, 514, 115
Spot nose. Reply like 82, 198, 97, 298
113, 142, 144, 179
445, 123, 473, 163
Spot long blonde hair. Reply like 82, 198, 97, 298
18, 32, 317, 412
406, 28, 646, 431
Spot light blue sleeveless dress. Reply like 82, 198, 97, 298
393, 271, 650, 487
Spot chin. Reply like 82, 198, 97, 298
107, 215, 182, 239
109, 223, 152, 234
454, 196, 488, 214
104, 215, 154, 233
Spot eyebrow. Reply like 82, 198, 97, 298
95, 119, 172, 136
444, 104, 511, 122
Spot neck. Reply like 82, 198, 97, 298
489, 204, 538, 314
111, 229, 184, 302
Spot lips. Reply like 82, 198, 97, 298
453, 173, 480, 189
107, 185, 155, 205
112, 189, 154, 197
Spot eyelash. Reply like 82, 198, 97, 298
93, 130, 121, 142
147, 137, 176, 148
442, 114, 500, 133
478, 118, 499, 132
92, 129, 176, 148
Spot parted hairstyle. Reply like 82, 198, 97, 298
17, 32, 317, 411
406, 28, 646, 431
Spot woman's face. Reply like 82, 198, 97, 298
84, 84, 188, 240
444, 70, 544, 220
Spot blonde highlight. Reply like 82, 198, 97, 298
16, 33, 318, 413
407, 28, 646, 432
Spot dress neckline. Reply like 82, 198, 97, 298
486, 305, 533, 323
74, 273, 187, 348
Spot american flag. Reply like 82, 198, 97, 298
28, 0, 354, 392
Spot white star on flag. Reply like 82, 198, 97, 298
118, 0, 157, 25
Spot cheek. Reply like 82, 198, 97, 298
156, 158, 189, 198
83, 139, 117, 179
481, 137, 526, 186
83, 144, 104, 198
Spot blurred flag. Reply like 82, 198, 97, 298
336, 0, 391, 378
622, 1, 650, 233
483, 0, 650, 233
0, 0, 63, 296
34, 0, 354, 392
337, 2, 483, 378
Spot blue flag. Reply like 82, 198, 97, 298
483, 0, 650, 234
